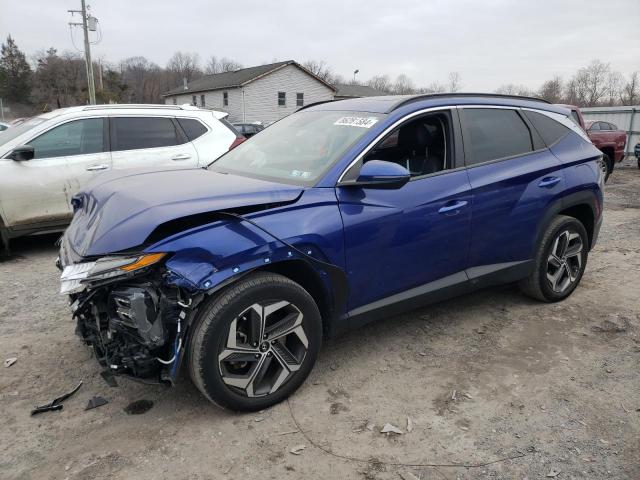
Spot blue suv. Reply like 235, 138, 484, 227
58, 94, 604, 410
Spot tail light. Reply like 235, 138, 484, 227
229, 136, 246, 150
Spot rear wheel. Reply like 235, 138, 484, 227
519, 215, 588, 302
189, 272, 322, 411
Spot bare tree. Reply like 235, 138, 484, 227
205, 55, 220, 74
605, 71, 624, 106
495, 84, 532, 96
166, 51, 201, 87
219, 57, 242, 72
367, 74, 392, 93
302, 60, 334, 83
447, 72, 462, 92
571, 59, 610, 106
392, 74, 415, 94
538, 76, 563, 103
620, 71, 639, 105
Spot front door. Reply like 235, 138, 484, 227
336, 109, 472, 316
0, 117, 110, 229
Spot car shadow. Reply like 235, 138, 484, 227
0, 233, 61, 262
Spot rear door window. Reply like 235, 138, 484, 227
462, 108, 533, 165
112, 117, 183, 151
523, 110, 570, 147
29, 118, 104, 159
598, 122, 611, 131
177, 118, 208, 141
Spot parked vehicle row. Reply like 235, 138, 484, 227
57, 94, 604, 411
558, 104, 627, 181
0, 104, 245, 251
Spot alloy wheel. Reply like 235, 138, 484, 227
546, 229, 583, 293
218, 300, 308, 397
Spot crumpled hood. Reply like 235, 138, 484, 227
65, 167, 303, 257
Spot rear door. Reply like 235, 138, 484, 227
0, 117, 110, 228
460, 106, 566, 283
109, 116, 199, 170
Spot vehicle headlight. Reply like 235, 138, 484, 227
59, 253, 166, 295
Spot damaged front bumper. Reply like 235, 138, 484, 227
58, 248, 200, 385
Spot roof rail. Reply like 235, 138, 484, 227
296, 99, 338, 112
392, 92, 551, 111
82, 104, 185, 111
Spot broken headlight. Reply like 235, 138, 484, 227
59, 253, 166, 295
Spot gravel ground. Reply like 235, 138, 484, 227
1, 158, 639, 480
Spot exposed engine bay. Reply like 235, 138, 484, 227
67, 269, 197, 384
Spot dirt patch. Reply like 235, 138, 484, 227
1, 159, 639, 479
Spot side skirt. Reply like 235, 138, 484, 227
331, 260, 532, 336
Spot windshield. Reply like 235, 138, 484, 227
0, 117, 47, 147
210, 110, 386, 184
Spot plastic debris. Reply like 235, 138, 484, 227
31, 380, 83, 415
381, 423, 403, 434
399, 472, 420, 480
406, 417, 414, 432
4, 357, 17, 368
100, 370, 118, 387
85, 396, 108, 410
290, 445, 305, 455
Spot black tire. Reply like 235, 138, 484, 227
188, 272, 322, 411
519, 215, 588, 303
602, 154, 613, 182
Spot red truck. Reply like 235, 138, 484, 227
557, 104, 627, 181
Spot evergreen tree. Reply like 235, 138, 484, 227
0, 35, 32, 103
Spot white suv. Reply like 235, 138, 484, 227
0, 104, 242, 251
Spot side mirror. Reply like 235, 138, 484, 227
9, 145, 35, 161
340, 160, 410, 189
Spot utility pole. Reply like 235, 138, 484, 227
69, 0, 96, 104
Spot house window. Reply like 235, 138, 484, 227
200, 95, 205, 108
172, 98, 177, 105
223, 91, 229, 106
278, 91, 286, 106
296, 93, 304, 106
192, 95, 197, 106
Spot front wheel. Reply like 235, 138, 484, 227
188, 272, 322, 411
519, 215, 588, 302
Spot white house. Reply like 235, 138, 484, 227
162, 61, 337, 124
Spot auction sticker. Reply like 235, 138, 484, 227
334, 116, 379, 128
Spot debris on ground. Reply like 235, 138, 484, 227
546, 468, 562, 477
4, 357, 17, 368
406, 417, 414, 432
398, 471, 420, 480
380, 423, 403, 435
85, 396, 108, 410
30, 380, 83, 415
289, 445, 305, 455
123, 399, 153, 415
591, 316, 629, 333
100, 370, 118, 387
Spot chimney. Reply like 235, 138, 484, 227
183, 77, 188, 91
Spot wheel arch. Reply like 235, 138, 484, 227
535, 191, 598, 254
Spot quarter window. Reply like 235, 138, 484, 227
177, 118, 208, 141
223, 91, 229, 106
112, 117, 182, 151
296, 93, 304, 107
278, 92, 286, 106
29, 118, 104, 159
523, 110, 570, 147
463, 108, 533, 165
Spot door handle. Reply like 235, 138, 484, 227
538, 176, 561, 188
86, 164, 109, 171
438, 200, 468, 215
171, 154, 191, 161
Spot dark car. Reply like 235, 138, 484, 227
232, 123, 264, 138
58, 94, 603, 411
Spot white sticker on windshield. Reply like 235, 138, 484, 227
334, 116, 379, 128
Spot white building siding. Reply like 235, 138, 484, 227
163, 64, 334, 124
164, 89, 243, 121
241, 64, 334, 124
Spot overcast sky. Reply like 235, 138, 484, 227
1, 0, 638, 91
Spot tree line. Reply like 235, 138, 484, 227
0, 35, 637, 119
